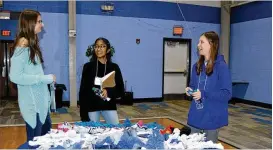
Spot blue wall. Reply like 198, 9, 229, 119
76, 1, 220, 99
76, 15, 220, 99
230, 1, 272, 104
39, 13, 69, 101
76, 1, 220, 24
0, 1, 220, 100
0, 20, 17, 40
1, 1, 68, 13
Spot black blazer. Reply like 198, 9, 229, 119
79, 60, 124, 121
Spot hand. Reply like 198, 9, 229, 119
185, 87, 193, 96
192, 89, 201, 101
101, 89, 108, 99
50, 74, 56, 83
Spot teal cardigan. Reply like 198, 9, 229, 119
9, 47, 53, 128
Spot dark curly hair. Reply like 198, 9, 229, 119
86, 37, 114, 62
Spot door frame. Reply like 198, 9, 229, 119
0, 40, 15, 99
162, 38, 192, 100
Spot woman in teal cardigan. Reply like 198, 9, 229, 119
9, 10, 56, 144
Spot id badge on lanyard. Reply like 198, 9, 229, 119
94, 59, 107, 87
94, 77, 102, 86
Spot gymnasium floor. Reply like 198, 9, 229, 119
0, 99, 271, 149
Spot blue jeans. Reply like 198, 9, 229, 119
189, 126, 219, 143
25, 113, 52, 143
88, 110, 119, 124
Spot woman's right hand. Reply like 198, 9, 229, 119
50, 74, 56, 83
185, 87, 192, 96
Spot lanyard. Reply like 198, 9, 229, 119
96, 59, 107, 77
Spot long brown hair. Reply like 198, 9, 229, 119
196, 31, 219, 76
11, 9, 43, 65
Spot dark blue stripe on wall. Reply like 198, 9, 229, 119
1, 1, 68, 13
1, 1, 220, 24
77, 1, 220, 24
231, 1, 272, 24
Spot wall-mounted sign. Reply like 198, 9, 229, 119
1, 30, 11, 36
173, 26, 183, 36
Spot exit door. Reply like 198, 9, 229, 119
163, 38, 191, 100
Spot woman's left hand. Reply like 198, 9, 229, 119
192, 89, 201, 101
101, 89, 108, 98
